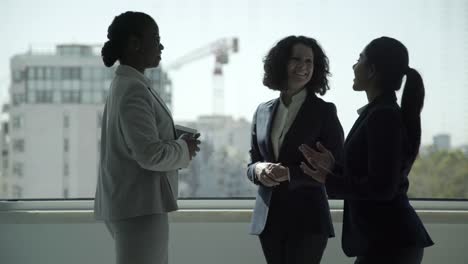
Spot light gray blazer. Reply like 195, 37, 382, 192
94, 65, 190, 221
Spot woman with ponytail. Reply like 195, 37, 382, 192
298, 37, 433, 263
95, 11, 200, 264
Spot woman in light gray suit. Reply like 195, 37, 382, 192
94, 11, 200, 264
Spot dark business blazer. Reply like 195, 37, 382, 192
247, 92, 344, 236
326, 92, 434, 257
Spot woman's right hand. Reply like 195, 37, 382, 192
180, 133, 201, 160
298, 142, 335, 183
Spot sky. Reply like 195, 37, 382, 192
1, 0, 467, 146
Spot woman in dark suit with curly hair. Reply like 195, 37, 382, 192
246, 35, 344, 264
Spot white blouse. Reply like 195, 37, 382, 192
270, 88, 307, 160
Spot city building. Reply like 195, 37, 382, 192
178, 115, 255, 197
0, 44, 171, 198
433, 133, 451, 151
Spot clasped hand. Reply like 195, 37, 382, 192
255, 162, 289, 187
180, 133, 201, 160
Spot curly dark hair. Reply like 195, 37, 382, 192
262, 35, 330, 95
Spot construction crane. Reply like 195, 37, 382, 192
165, 37, 239, 115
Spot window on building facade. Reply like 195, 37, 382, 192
12, 94, 25, 106
63, 163, 69, 177
61, 90, 81, 103
36, 67, 45, 80
81, 90, 91, 103
27, 67, 36, 80
35, 90, 54, 103
11, 185, 22, 198
28, 80, 37, 90
12, 162, 23, 178
61, 67, 81, 80
64, 138, 69, 153
63, 114, 70, 128
12, 70, 24, 83
12, 139, 24, 153
11, 115, 23, 130
51, 67, 61, 80
2, 122, 8, 135
44, 67, 52, 80
81, 68, 92, 81
2, 157, 8, 171
27, 93, 35, 103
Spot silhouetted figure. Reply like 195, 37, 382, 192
94, 11, 200, 264
300, 36, 434, 264
247, 36, 344, 264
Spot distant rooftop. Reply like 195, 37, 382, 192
56, 44, 94, 57
17, 44, 102, 57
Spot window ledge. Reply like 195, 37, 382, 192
1, 199, 468, 224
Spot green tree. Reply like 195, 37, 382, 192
408, 147, 468, 199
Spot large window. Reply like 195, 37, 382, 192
0, 0, 467, 199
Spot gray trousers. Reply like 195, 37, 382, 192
105, 213, 169, 264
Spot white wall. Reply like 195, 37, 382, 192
0, 201, 467, 264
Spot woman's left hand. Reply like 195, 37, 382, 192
266, 163, 289, 182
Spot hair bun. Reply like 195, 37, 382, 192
101, 40, 118, 67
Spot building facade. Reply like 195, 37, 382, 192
0, 44, 172, 198
178, 115, 255, 197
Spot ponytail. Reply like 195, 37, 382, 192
364, 37, 424, 161
401, 67, 425, 160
